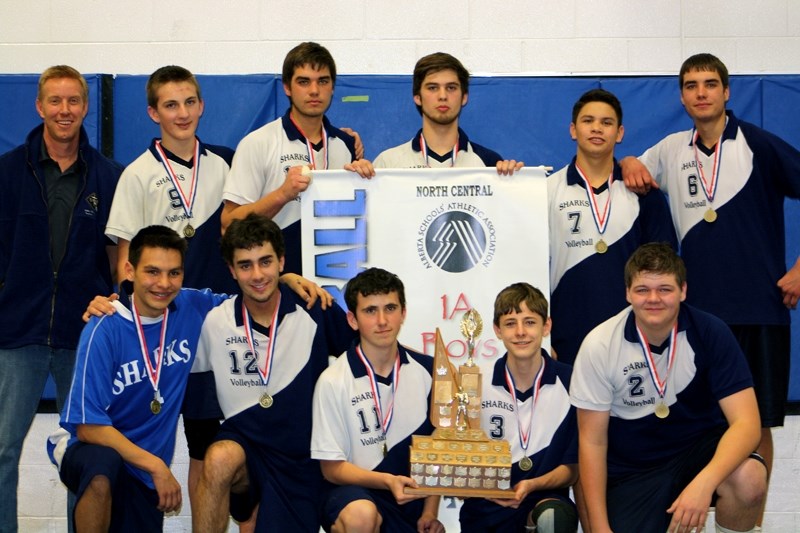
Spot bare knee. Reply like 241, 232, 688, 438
82, 475, 112, 502
202, 440, 247, 486
718, 457, 767, 508
333, 500, 381, 533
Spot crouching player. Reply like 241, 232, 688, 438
459, 282, 578, 533
47, 226, 228, 531
311, 268, 444, 533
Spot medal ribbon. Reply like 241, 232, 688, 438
575, 163, 614, 236
356, 346, 401, 444
131, 297, 169, 398
691, 128, 723, 203
242, 293, 281, 389
290, 115, 328, 170
504, 356, 546, 456
154, 139, 200, 222
419, 135, 459, 168
634, 323, 678, 401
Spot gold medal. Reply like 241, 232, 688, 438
595, 239, 608, 254
259, 393, 273, 408
703, 208, 717, 223
382, 443, 388, 457
519, 456, 533, 471
655, 402, 670, 419
183, 224, 195, 238
150, 399, 162, 415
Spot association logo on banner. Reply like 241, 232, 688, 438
417, 203, 496, 272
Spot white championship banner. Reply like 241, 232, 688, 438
301, 166, 550, 367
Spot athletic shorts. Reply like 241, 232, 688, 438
459, 492, 576, 533
606, 426, 764, 531
213, 428, 323, 533
320, 484, 424, 533
729, 324, 790, 427
60, 442, 163, 533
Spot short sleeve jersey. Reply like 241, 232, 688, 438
106, 138, 237, 293
547, 158, 677, 364
188, 284, 355, 452
639, 111, 800, 325
459, 351, 577, 525
373, 128, 502, 168
222, 111, 356, 275
53, 288, 227, 488
311, 344, 434, 476
570, 304, 753, 478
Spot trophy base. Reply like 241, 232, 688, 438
404, 486, 515, 499
408, 434, 514, 498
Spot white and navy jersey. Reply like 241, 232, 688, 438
311, 344, 434, 476
460, 351, 577, 524
548, 158, 677, 365
50, 289, 227, 489
373, 128, 503, 168
639, 111, 800, 325
570, 304, 753, 478
106, 138, 238, 293
222, 111, 356, 275
186, 284, 356, 453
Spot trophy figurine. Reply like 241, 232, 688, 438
406, 309, 513, 498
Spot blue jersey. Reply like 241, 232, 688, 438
460, 352, 577, 528
570, 304, 753, 478
52, 288, 227, 488
640, 111, 800, 325
548, 158, 677, 364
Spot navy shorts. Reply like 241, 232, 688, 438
459, 492, 576, 533
213, 428, 323, 533
607, 426, 764, 531
729, 324, 790, 427
60, 442, 163, 532
320, 484, 424, 533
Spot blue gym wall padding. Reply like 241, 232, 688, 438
1, 72, 798, 402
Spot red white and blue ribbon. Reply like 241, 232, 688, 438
131, 298, 169, 399
504, 356, 546, 457
242, 293, 281, 389
356, 345, 401, 444
154, 139, 200, 222
692, 128, 723, 204
575, 163, 614, 236
634, 323, 678, 402
290, 115, 328, 170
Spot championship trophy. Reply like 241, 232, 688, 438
406, 309, 514, 498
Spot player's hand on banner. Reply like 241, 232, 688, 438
496, 159, 524, 176
82, 293, 119, 322
281, 165, 313, 200
345, 159, 376, 179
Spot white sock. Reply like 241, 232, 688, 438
715, 523, 755, 533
